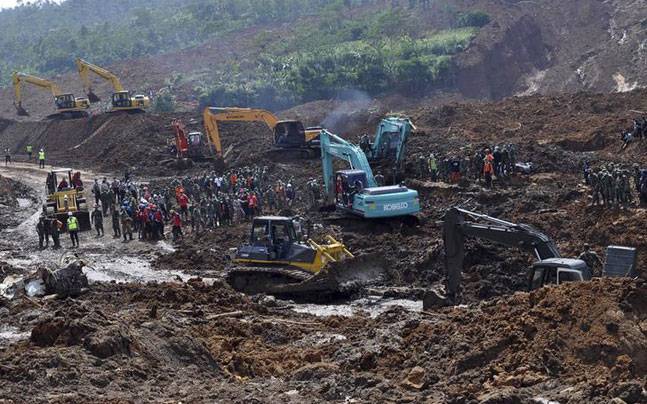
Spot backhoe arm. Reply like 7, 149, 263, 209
203, 107, 282, 157
12, 72, 63, 116
319, 129, 377, 198
444, 207, 561, 298
75, 58, 124, 101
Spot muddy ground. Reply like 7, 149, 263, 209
0, 88, 645, 402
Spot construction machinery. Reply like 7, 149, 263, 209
226, 216, 384, 298
12, 72, 90, 119
44, 169, 91, 231
203, 107, 322, 159
319, 129, 420, 219
426, 207, 636, 307
75, 58, 150, 112
170, 119, 211, 160
359, 116, 415, 182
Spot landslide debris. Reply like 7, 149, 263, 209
0, 278, 644, 402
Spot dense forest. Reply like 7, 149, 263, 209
1, 0, 489, 110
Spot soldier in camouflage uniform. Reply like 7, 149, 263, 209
590, 171, 601, 206
578, 244, 603, 277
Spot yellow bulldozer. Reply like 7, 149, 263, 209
75, 58, 150, 113
226, 216, 384, 299
12, 72, 90, 119
45, 169, 91, 231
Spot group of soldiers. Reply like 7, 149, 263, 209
585, 162, 647, 207
416, 144, 518, 186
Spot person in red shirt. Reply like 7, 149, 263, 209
248, 192, 258, 218
177, 193, 189, 220
171, 210, 183, 242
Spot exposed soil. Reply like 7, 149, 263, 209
0, 84, 646, 401
0, 278, 645, 402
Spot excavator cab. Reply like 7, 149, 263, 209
55, 94, 76, 110
112, 91, 132, 108
274, 120, 307, 148
529, 258, 591, 290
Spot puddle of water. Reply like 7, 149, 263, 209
292, 297, 422, 318
0, 325, 30, 345
83, 255, 187, 284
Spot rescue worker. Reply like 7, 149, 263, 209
67, 212, 80, 248
36, 216, 48, 249
50, 217, 62, 249
38, 148, 45, 169
177, 192, 189, 221
483, 154, 494, 188
58, 176, 69, 191
578, 244, 603, 277
91, 205, 104, 237
26, 144, 32, 161
92, 179, 101, 205
4, 148, 11, 166
428, 154, 438, 181
121, 209, 134, 242
171, 210, 183, 242
112, 208, 121, 238
374, 172, 385, 187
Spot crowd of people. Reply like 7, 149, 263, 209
584, 162, 647, 207
416, 144, 519, 187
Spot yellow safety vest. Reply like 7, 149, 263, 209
38, 151, 45, 160
67, 217, 79, 231
26, 145, 32, 153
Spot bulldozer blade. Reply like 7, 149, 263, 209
15, 105, 29, 116
87, 91, 101, 103
321, 252, 387, 292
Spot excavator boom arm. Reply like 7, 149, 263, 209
319, 129, 377, 197
203, 107, 282, 157
12, 72, 63, 103
75, 58, 125, 93
444, 207, 561, 297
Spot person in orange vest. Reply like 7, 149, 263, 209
171, 210, 183, 242
483, 150, 495, 188
177, 192, 189, 220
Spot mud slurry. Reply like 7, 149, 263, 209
0, 279, 644, 402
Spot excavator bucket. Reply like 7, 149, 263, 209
87, 90, 101, 103
15, 103, 29, 116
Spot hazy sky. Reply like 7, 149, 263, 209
0, 0, 18, 9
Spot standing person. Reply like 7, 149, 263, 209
483, 152, 494, 188
4, 148, 11, 166
38, 148, 46, 169
177, 192, 189, 221
121, 209, 134, 242
36, 216, 48, 249
428, 154, 438, 182
91, 205, 104, 237
92, 179, 101, 205
67, 212, 80, 248
26, 144, 33, 161
171, 210, 183, 242
112, 208, 121, 238
50, 217, 63, 249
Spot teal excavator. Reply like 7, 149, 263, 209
319, 129, 420, 219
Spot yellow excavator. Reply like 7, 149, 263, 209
12, 72, 90, 119
75, 58, 150, 113
203, 107, 322, 159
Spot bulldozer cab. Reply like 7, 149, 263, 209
274, 121, 306, 148
112, 91, 132, 108
250, 217, 298, 259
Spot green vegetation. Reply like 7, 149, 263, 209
0, 0, 488, 109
